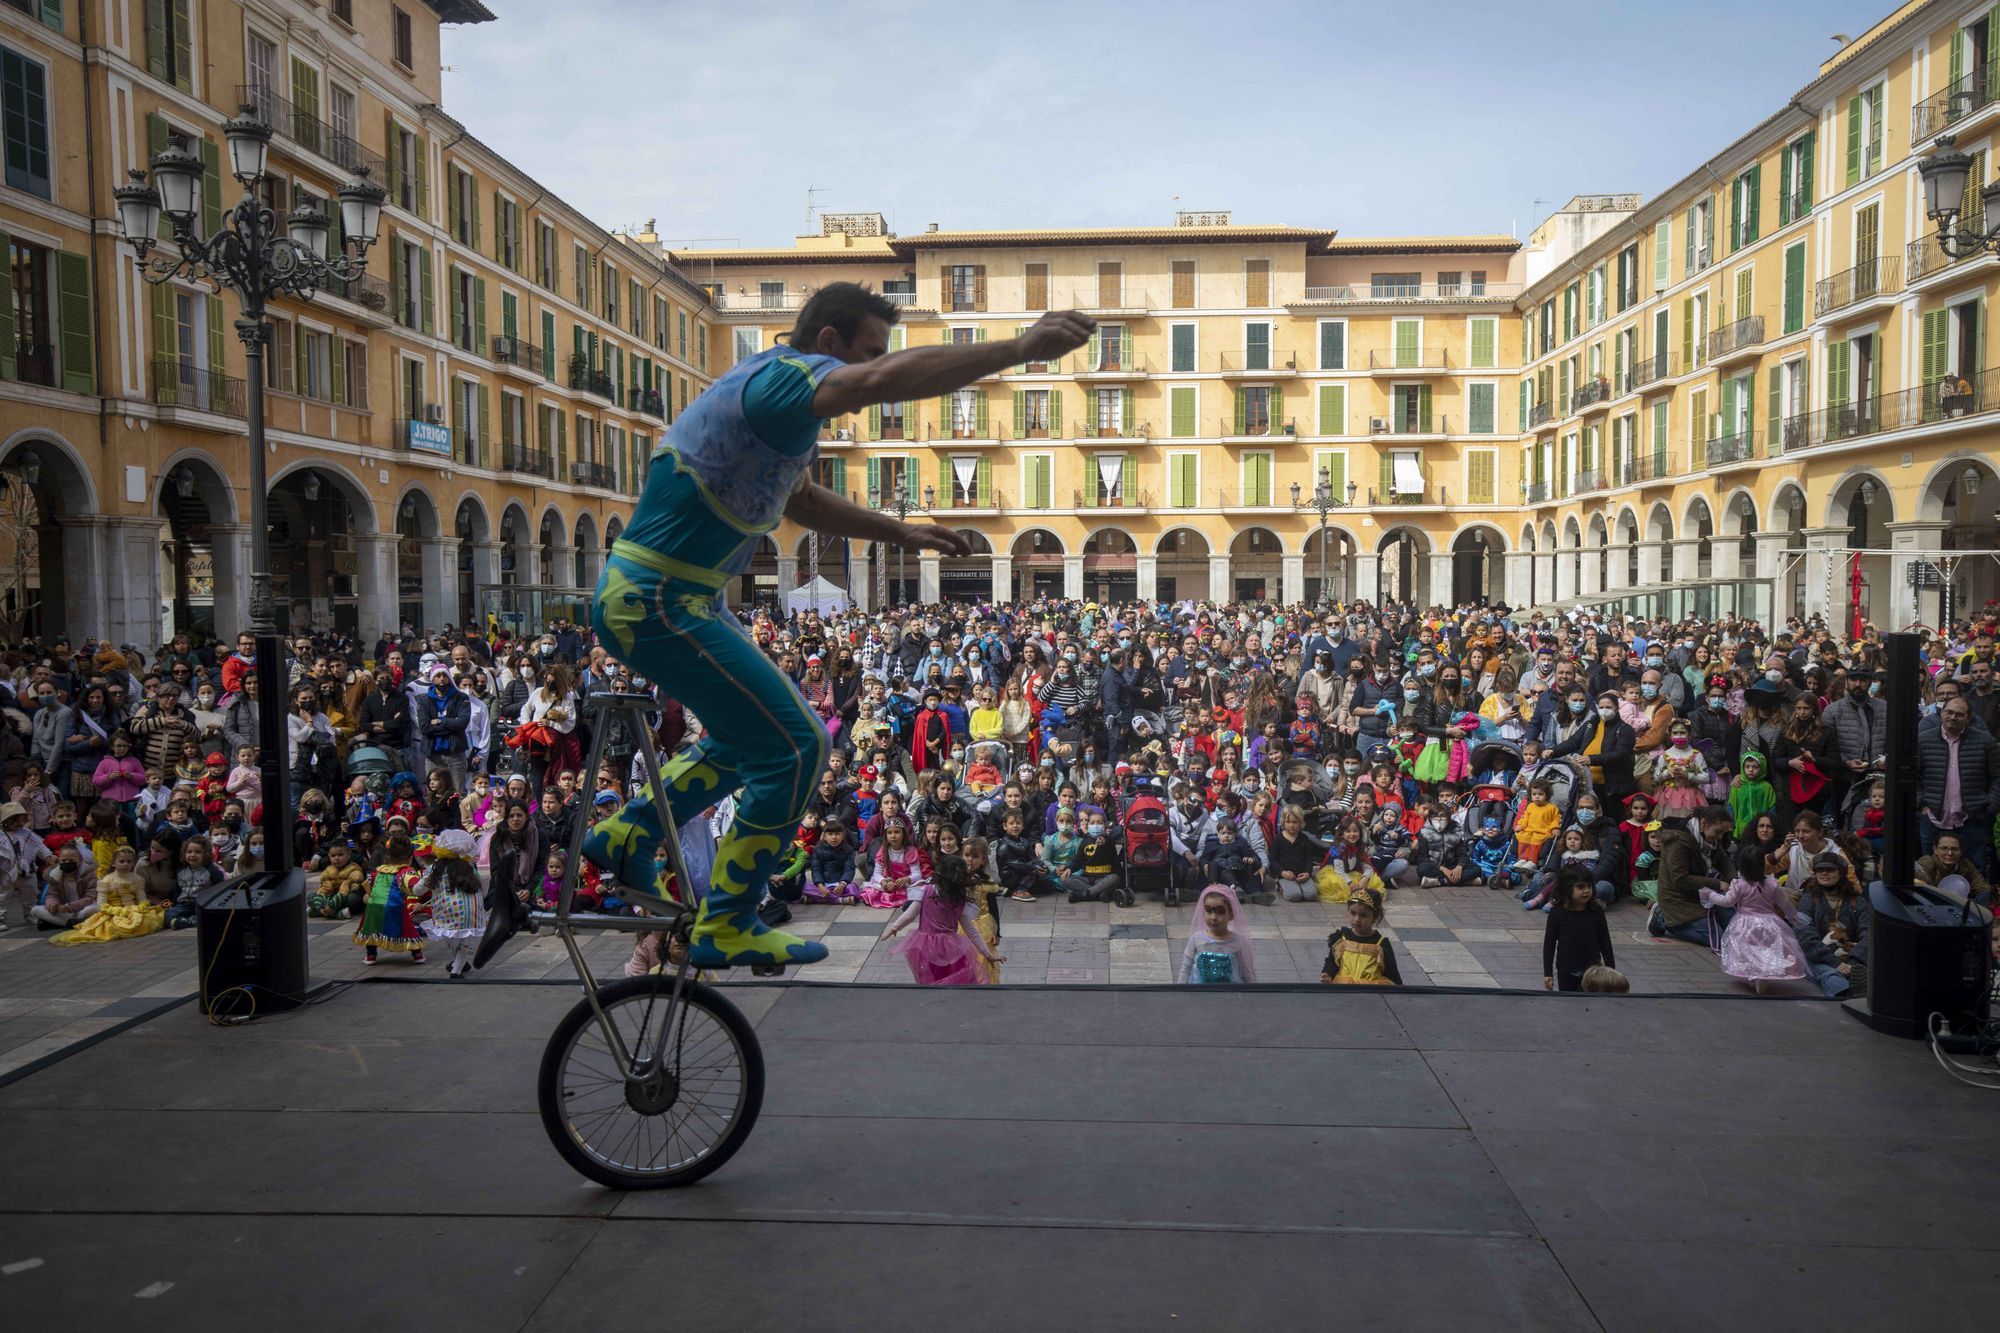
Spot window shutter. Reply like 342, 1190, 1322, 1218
1417, 384, 1432, 434
1518, 380, 1528, 431
1171, 385, 1195, 437
1783, 244, 1805, 332
1320, 321, 1344, 369
448, 265, 464, 344
936, 455, 952, 509
56, 251, 93, 394
1827, 341, 1851, 407
1318, 383, 1343, 434
1735, 268, 1753, 322
390, 234, 405, 324
1866, 88, 1883, 175
1653, 219, 1670, 290
973, 265, 987, 311
1470, 317, 1495, 367
975, 458, 991, 504
867, 405, 881, 440
1921, 309, 1949, 390
542, 310, 556, 380
1378, 450, 1392, 500
1729, 176, 1742, 251
1845, 94, 1863, 186
1122, 452, 1136, 502
1799, 129, 1815, 210
199, 137, 221, 237
1049, 389, 1061, 436
1952, 27, 1967, 90
446, 167, 460, 235
1681, 297, 1694, 368
555, 409, 567, 473
866, 457, 881, 505
1172, 323, 1195, 371
1012, 389, 1025, 436
145, 0, 167, 77
415, 132, 429, 216
1086, 328, 1099, 366
1469, 451, 1494, 504
418, 247, 434, 334
501, 290, 517, 341
938, 394, 952, 436
1719, 377, 1738, 447
3, 227, 22, 377
1468, 383, 1494, 433
1270, 385, 1284, 430
1394, 318, 1418, 367
977, 390, 989, 436
1322, 450, 1346, 502
1746, 164, 1761, 241
1232, 387, 1246, 435
477, 384, 491, 468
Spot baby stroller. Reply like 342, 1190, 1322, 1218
1123, 784, 1175, 906
1459, 738, 1522, 838
959, 739, 1012, 797
346, 743, 397, 800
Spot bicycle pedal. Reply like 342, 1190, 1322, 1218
750, 963, 787, 978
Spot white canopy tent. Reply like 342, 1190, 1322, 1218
785, 574, 851, 616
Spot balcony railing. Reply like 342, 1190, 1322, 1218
1075, 352, 1150, 375
1815, 255, 1903, 315
1217, 349, 1302, 373
1626, 350, 1671, 392
1299, 281, 1521, 303
11, 339, 55, 388
1370, 414, 1448, 436
1216, 417, 1289, 438
632, 388, 666, 417
1366, 348, 1454, 371
1072, 488, 1155, 509
490, 335, 546, 375
1708, 315, 1765, 362
710, 289, 807, 311
498, 444, 554, 479
1078, 290, 1151, 312
320, 270, 391, 316
1525, 481, 1551, 503
1529, 401, 1556, 427
1574, 469, 1607, 493
571, 461, 616, 489
1780, 188, 1812, 224
1077, 418, 1151, 439
1619, 450, 1673, 485
1907, 230, 1991, 284
151, 357, 248, 418
1571, 377, 1613, 413
236, 84, 390, 182
567, 356, 617, 401
1783, 364, 2000, 450
1705, 428, 1757, 467
1913, 68, 1996, 143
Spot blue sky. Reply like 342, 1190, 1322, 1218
443, 0, 1891, 248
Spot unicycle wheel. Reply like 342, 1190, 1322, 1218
537, 974, 764, 1189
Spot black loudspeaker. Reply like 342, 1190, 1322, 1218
1843, 881, 1993, 1039
195, 869, 312, 1018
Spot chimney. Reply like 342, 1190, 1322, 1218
926, 222, 939, 232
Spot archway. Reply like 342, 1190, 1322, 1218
1229, 526, 1284, 603
156, 452, 236, 642
270, 463, 374, 636
498, 502, 531, 590
537, 505, 567, 587
940, 527, 991, 603
1920, 456, 2000, 624
1154, 527, 1210, 603
1558, 516, 1583, 602
455, 496, 490, 627
1585, 514, 1610, 597
1451, 524, 1505, 606
1829, 471, 1893, 632
1084, 527, 1139, 603
1303, 524, 1358, 605
394, 487, 442, 633
1614, 507, 1642, 591
1767, 483, 1808, 621
1684, 496, 1715, 618
1376, 525, 1434, 606
1538, 519, 1559, 608
573, 512, 599, 589
738, 534, 779, 608
0, 435, 99, 641
1009, 528, 1065, 600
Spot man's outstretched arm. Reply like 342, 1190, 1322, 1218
810, 311, 1096, 419
783, 483, 973, 557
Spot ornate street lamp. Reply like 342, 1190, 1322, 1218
889, 481, 914, 603
1294, 464, 1345, 608
1919, 134, 2000, 257
114, 108, 386, 874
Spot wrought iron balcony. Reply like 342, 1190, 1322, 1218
1529, 401, 1556, 427
10, 339, 55, 388
632, 388, 666, 417
1298, 281, 1520, 303
1075, 351, 1150, 376
1907, 230, 1993, 284
1071, 488, 1154, 509
1705, 428, 1758, 468
1366, 348, 1454, 373
1619, 450, 1673, 485
570, 461, 616, 489
1707, 315, 1765, 365
1218, 349, 1302, 375
567, 356, 617, 401
1571, 377, 1613, 413
499, 444, 553, 479
1913, 68, 1996, 143
490, 335, 546, 376
1626, 349, 1671, 392
1216, 417, 1283, 438
151, 357, 247, 419
1573, 469, 1607, 494
1814, 255, 1903, 316
235, 84, 390, 182
1370, 414, 1449, 436
319, 270, 391, 317
1525, 481, 1551, 503
1780, 365, 2000, 450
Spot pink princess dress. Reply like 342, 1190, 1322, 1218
886, 887, 995, 986
1700, 875, 1809, 984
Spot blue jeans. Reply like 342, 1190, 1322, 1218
1652, 905, 1730, 945
1805, 961, 1851, 998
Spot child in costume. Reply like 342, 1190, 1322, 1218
310, 839, 365, 919
1175, 884, 1257, 984
1321, 888, 1403, 985
354, 830, 427, 964
1468, 815, 1515, 890
1318, 818, 1382, 904
1523, 824, 1602, 912
49, 844, 160, 945
1510, 777, 1561, 871
960, 834, 1003, 983
1701, 845, 1809, 994
419, 829, 487, 977
1728, 751, 1776, 837
880, 852, 1002, 986
1646, 722, 1709, 816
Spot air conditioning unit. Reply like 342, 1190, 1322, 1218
1370, 417, 1390, 433
832, 428, 852, 441
424, 404, 447, 424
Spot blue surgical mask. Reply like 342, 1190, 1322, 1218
1641, 683, 1659, 700
1418, 663, 1436, 677
1569, 699, 1587, 715
1868, 681, 1881, 697
1576, 807, 1598, 825
1403, 688, 1421, 700
1708, 696, 1726, 710
1087, 823, 1106, 837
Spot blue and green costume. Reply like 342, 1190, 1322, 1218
584, 345, 840, 968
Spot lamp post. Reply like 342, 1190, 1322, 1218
1918, 135, 2000, 260
1291, 465, 1345, 608
115, 107, 386, 875
888, 481, 914, 603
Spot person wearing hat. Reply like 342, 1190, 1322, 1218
0, 801, 53, 930
1822, 667, 1886, 817
1649, 805, 1735, 945
911, 687, 952, 774
129, 679, 199, 779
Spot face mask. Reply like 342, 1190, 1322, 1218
1576, 807, 1598, 825
1418, 663, 1436, 677
1765, 669, 1784, 683
1119, 638, 1131, 649
1429, 817, 1448, 831
1869, 681, 1881, 696
1644, 657, 1663, 668
1571, 700, 1589, 715
1708, 696, 1726, 710
1403, 688, 1420, 701
1641, 684, 1658, 700
1063, 652, 1078, 663
1087, 824, 1106, 837
1083, 752, 1096, 763
1597, 705, 1615, 720
1344, 763, 1361, 775
1232, 658, 1246, 670
1671, 734, 1690, 747
1376, 670, 1392, 682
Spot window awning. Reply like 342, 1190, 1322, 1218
1392, 455, 1425, 495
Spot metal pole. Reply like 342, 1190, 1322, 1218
239, 303, 292, 875
1317, 508, 1327, 605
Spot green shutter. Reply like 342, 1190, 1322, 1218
1378, 450, 1392, 500
1800, 129, 1815, 210
448, 265, 464, 344
1921, 308, 1950, 393
1866, 87, 1883, 175
1013, 389, 1026, 437
1779, 142, 1794, 226
1730, 175, 1742, 252
1518, 381, 1528, 432
555, 410, 567, 474
1121, 386, 1134, 432
1318, 383, 1343, 434
1172, 323, 1195, 372
1322, 450, 1346, 501
977, 390, 989, 436
1171, 385, 1195, 437
866, 405, 881, 440
937, 455, 953, 509
1846, 94, 1863, 186
293, 321, 307, 395
501, 290, 517, 341
1651, 399, 1669, 465
1783, 244, 1805, 333
1719, 377, 1737, 448
1468, 383, 1494, 434
168, 0, 190, 90
1767, 366, 1781, 446
384, 112, 402, 203
975, 457, 991, 504
866, 457, 881, 504
1048, 389, 1061, 436
446, 167, 460, 235
418, 247, 434, 335
1681, 297, 1694, 368
1170, 454, 1193, 507
1827, 340, 1851, 408
145, 0, 167, 77
415, 132, 429, 216
542, 309, 556, 380
55, 251, 92, 394
1086, 328, 1100, 366
1268, 386, 1283, 430
1417, 383, 1432, 434
829, 458, 847, 494
390, 237, 405, 324
1122, 452, 1136, 503
1394, 319, 1418, 367
939, 394, 953, 436
1684, 207, 1696, 274
1746, 164, 1761, 242
199, 137, 221, 238
1653, 219, 1670, 290
1319, 320, 1344, 369
477, 384, 490, 468
38, 0, 58, 30
330, 332, 345, 406
1233, 386, 1246, 434
1470, 318, 1495, 368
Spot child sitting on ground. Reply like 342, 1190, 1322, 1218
165, 835, 224, 929
1320, 818, 1383, 904
804, 818, 861, 903
1197, 818, 1261, 904
1321, 887, 1402, 986
1522, 824, 1602, 912
310, 839, 365, 919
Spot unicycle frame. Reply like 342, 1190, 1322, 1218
528, 691, 702, 1087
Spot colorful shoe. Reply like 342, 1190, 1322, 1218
686, 901, 829, 969
581, 795, 665, 895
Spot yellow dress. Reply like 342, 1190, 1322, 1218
51, 871, 164, 945
966, 880, 1002, 983
1324, 928, 1396, 985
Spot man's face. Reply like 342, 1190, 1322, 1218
1971, 661, 1993, 691
809, 313, 893, 364
237, 635, 255, 657
1941, 701, 1972, 737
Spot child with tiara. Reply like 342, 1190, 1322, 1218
1321, 887, 1403, 986
1175, 883, 1257, 984
880, 851, 1002, 986
1700, 844, 1809, 994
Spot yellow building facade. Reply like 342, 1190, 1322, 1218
0, 0, 712, 647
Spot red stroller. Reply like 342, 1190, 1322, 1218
1122, 785, 1176, 906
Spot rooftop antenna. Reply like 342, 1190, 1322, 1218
806, 184, 826, 235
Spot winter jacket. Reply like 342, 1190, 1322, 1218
1914, 721, 2000, 825
1654, 825, 1728, 928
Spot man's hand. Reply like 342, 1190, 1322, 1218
1014, 311, 1096, 363
895, 524, 975, 557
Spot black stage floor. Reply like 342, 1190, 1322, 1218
2, 981, 1995, 1331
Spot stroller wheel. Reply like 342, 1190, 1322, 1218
1114, 884, 1135, 909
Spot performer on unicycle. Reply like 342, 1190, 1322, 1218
482, 284, 1094, 970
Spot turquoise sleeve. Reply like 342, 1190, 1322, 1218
742, 358, 829, 457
